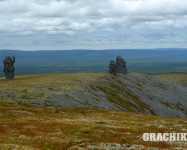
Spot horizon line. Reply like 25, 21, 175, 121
0, 48, 187, 52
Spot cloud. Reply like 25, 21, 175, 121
0, 0, 187, 49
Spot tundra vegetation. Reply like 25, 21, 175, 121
0, 105, 186, 149
0, 72, 186, 149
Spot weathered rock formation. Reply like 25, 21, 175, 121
109, 60, 118, 76
116, 56, 127, 74
3, 56, 15, 80
109, 56, 127, 75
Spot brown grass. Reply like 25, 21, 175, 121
0, 72, 106, 90
0, 105, 186, 150
0, 72, 107, 101
153, 73, 187, 86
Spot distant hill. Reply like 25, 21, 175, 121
0, 72, 186, 117
0, 49, 187, 76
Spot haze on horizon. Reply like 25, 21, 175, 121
0, 0, 187, 51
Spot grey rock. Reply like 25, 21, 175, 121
116, 56, 127, 74
109, 56, 127, 76
147, 147, 159, 150
3, 56, 15, 80
109, 60, 118, 76
86, 144, 99, 149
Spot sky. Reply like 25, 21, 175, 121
0, 0, 187, 50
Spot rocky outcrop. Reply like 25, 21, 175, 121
109, 56, 127, 75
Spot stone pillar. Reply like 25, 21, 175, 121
109, 60, 118, 76
116, 56, 127, 74
3, 56, 15, 80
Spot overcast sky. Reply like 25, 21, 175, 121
0, 0, 187, 50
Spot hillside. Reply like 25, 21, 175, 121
0, 72, 186, 118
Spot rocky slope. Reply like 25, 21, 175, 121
0, 72, 186, 117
